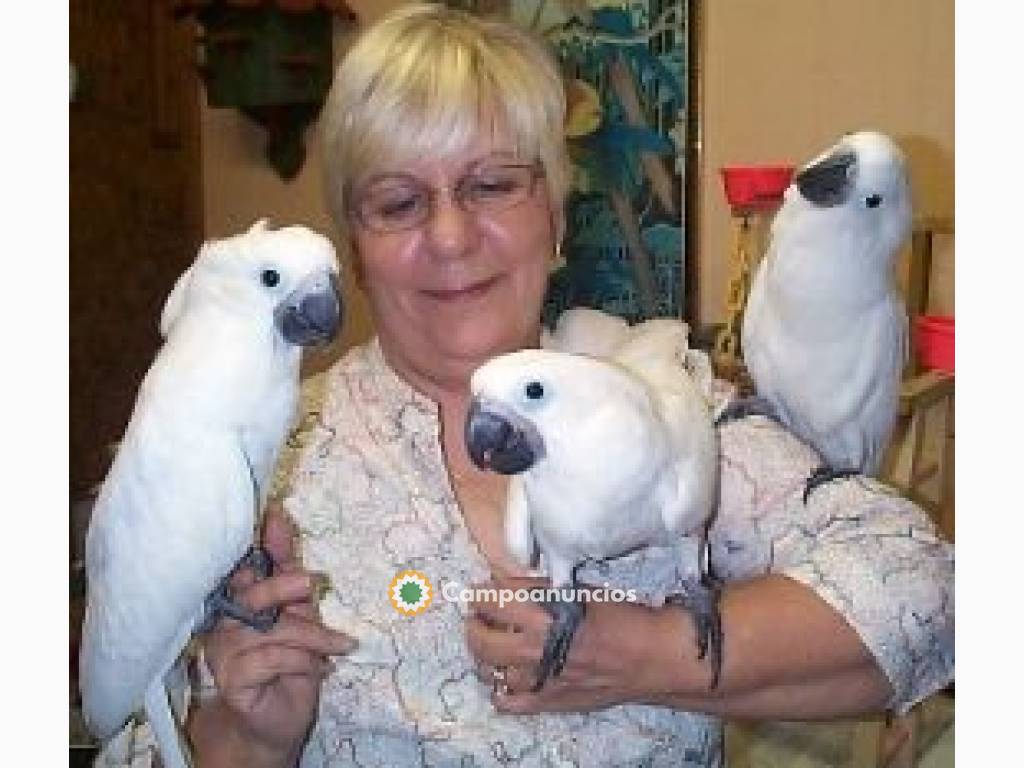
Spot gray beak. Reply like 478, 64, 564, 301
274, 272, 343, 346
796, 149, 857, 207
465, 397, 546, 475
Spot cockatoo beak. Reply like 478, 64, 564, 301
274, 271, 343, 346
465, 397, 546, 475
796, 149, 857, 207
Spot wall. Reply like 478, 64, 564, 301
697, 0, 954, 323
199, 0, 409, 370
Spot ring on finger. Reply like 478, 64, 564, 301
492, 664, 510, 696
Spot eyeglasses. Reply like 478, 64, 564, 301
349, 162, 545, 234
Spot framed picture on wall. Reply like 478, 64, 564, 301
446, 0, 696, 325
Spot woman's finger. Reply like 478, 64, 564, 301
465, 614, 543, 668
262, 504, 299, 567
204, 573, 318, 636
234, 571, 321, 614
470, 598, 543, 632
214, 609, 358, 658
493, 688, 550, 714
468, 584, 556, 635
220, 644, 328, 691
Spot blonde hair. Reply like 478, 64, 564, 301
321, 3, 569, 248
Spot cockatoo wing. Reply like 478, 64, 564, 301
547, 307, 631, 357
744, 252, 908, 472
611, 319, 717, 540
804, 293, 907, 473
80, 416, 255, 739
504, 476, 535, 567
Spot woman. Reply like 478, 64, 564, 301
100, 5, 953, 767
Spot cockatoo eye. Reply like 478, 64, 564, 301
525, 381, 545, 400
261, 268, 280, 288
865, 194, 882, 209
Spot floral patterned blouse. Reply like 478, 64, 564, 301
96, 337, 954, 768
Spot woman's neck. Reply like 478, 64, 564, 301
375, 330, 539, 475
376, 326, 541, 403
376, 336, 473, 405
374, 333, 536, 576
374, 338, 486, 472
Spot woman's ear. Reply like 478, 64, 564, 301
347, 237, 366, 290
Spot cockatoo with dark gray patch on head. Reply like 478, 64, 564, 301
718, 131, 911, 502
466, 314, 721, 690
79, 220, 343, 768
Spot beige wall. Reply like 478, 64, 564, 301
200, 0, 954, 341
199, 0, 409, 364
698, 0, 954, 323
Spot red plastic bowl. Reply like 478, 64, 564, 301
720, 165, 795, 210
915, 315, 954, 373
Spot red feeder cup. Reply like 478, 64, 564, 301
720, 165, 795, 211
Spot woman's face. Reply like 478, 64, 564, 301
350, 129, 559, 384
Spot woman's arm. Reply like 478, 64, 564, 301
465, 572, 890, 719
466, 418, 953, 719
651, 574, 892, 719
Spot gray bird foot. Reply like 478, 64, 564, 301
197, 546, 281, 634
533, 596, 587, 692
803, 465, 861, 504
665, 578, 723, 689
714, 396, 779, 428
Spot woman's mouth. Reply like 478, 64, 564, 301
422, 275, 502, 301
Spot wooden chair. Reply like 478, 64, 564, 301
728, 218, 955, 768
883, 217, 955, 542
871, 217, 955, 768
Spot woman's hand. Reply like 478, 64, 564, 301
190, 506, 358, 768
464, 576, 704, 715
468, 574, 894, 722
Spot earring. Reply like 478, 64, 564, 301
551, 241, 566, 273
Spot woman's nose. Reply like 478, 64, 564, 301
423, 192, 478, 259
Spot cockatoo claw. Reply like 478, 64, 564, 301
803, 464, 861, 504
666, 578, 724, 689
197, 546, 281, 634
714, 395, 779, 428
532, 596, 587, 692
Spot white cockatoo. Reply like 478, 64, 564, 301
723, 131, 911, 501
80, 220, 342, 768
466, 311, 720, 688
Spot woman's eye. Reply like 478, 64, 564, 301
461, 165, 536, 210
376, 193, 421, 218
468, 177, 517, 197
